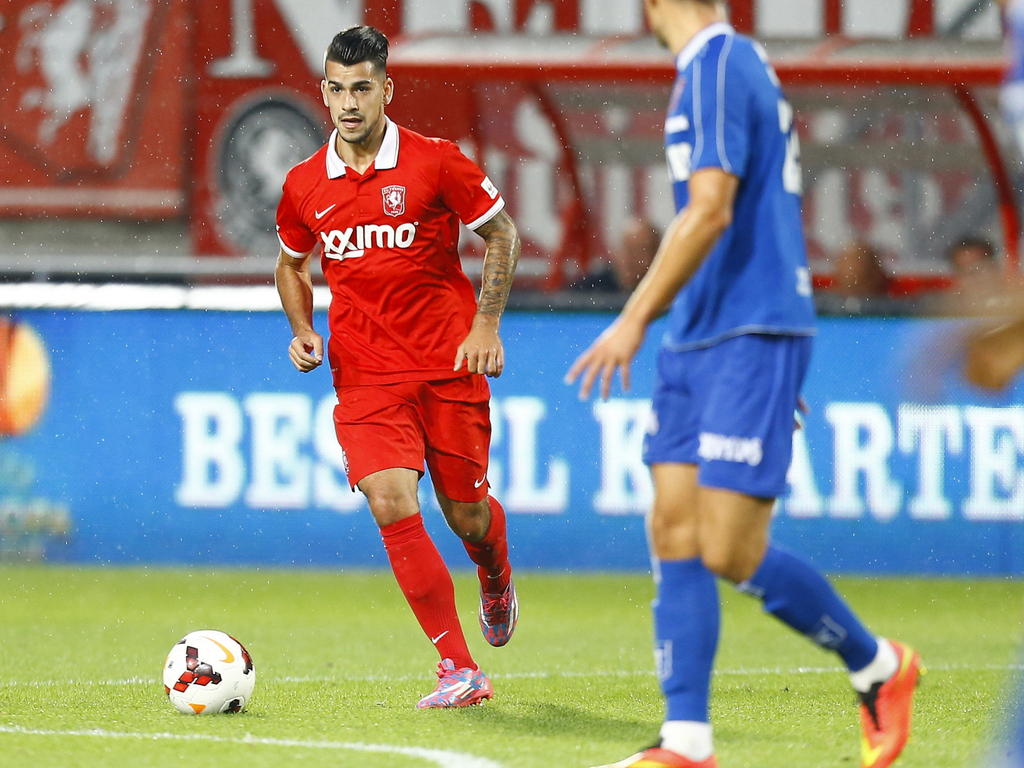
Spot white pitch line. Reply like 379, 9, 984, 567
0, 726, 503, 768
0, 670, 644, 688
1, 662, 1021, 689
2, 662, 1021, 689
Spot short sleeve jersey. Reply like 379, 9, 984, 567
276, 119, 504, 387
662, 23, 816, 351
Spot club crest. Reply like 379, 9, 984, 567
381, 185, 406, 217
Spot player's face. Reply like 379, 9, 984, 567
321, 60, 394, 147
643, 0, 670, 48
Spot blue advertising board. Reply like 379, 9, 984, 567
3, 309, 1023, 574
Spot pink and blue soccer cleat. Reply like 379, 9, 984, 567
479, 580, 518, 647
415, 658, 493, 708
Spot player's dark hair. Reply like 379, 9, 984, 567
325, 26, 389, 76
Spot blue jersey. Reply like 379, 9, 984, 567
1003, 0, 1024, 157
662, 23, 816, 351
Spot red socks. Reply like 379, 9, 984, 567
380, 514, 474, 670
462, 495, 512, 595
379, 498, 511, 668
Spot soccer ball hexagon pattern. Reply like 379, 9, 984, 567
162, 630, 255, 715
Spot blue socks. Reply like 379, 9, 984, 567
741, 545, 878, 672
653, 558, 720, 722
652, 546, 877, 729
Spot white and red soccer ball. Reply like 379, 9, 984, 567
163, 630, 255, 714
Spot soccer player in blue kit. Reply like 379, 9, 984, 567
978, 3, 1024, 764
567, 1, 922, 767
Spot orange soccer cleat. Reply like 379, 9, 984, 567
591, 746, 717, 768
858, 640, 923, 768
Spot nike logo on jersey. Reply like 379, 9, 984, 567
430, 631, 449, 645
473, 476, 487, 488
314, 204, 336, 219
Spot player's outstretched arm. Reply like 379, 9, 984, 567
566, 168, 738, 400
455, 210, 520, 378
274, 248, 323, 373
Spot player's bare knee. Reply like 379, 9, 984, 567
647, 507, 697, 554
701, 548, 758, 583
647, 505, 676, 539
365, 490, 419, 528
648, 517, 686, 550
699, 549, 735, 581
445, 499, 489, 541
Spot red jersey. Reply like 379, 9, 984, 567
276, 119, 505, 387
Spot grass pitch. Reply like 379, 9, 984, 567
0, 565, 1020, 768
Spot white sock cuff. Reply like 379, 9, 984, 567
660, 720, 714, 761
849, 637, 899, 693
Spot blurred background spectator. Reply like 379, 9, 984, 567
832, 240, 893, 299
569, 217, 660, 294
949, 236, 1002, 302
949, 236, 997, 283
816, 240, 897, 314
944, 236, 1016, 315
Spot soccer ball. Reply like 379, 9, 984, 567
162, 630, 255, 714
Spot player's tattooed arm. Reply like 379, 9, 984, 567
454, 210, 520, 377
474, 210, 520, 319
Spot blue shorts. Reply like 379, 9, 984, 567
643, 333, 812, 498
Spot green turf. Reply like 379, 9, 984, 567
0, 565, 1020, 767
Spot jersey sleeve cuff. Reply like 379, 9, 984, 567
278, 235, 312, 258
693, 160, 742, 180
466, 197, 505, 231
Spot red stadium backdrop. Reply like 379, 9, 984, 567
0, 0, 190, 217
1, 0, 1013, 289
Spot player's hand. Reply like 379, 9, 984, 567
288, 331, 324, 373
565, 317, 646, 400
455, 316, 504, 377
964, 322, 1024, 391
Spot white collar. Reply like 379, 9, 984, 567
325, 117, 399, 179
675, 22, 734, 72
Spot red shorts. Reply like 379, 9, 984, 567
333, 375, 492, 502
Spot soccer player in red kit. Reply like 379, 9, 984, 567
274, 25, 520, 709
